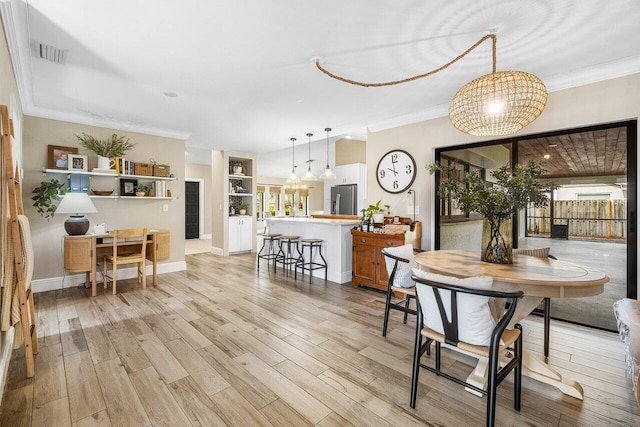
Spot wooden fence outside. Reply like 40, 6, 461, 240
526, 199, 627, 240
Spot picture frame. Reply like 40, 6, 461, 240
48, 145, 79, 170
68, 154, 88, 172
120, 178, 138, 196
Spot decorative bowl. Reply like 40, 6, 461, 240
91, 189, 114, 196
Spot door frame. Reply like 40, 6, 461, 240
185, 178, 205, 239
434, 119, 636, 300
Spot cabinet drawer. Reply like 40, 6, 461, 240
375, 238, 404, 248
353, 235, 377, 246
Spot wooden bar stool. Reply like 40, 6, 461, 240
295, 239, 327, 283
274, 235, 301, 275
257, 233, 281, 271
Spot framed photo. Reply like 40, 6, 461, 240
68, 154, 88, 172
48, 145, 78, 170
120, 178, 138, 196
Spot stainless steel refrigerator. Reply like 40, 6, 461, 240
331, 184, 357, 215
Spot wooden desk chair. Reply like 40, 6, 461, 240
513, 247, 555, 357
410, 269, 524, 427
381, 244, 421, 336
103, 228, 149, 294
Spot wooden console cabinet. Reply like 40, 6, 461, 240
351, 229, 405, 291
64, 230, 170, 296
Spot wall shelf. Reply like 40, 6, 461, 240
44, 168, 178, 181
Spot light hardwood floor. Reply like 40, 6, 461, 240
1, 252, 639, 426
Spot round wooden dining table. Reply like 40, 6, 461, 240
414, 250, 610, 400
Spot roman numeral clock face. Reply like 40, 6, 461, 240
376, 149, 417, 193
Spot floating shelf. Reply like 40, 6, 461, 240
44, 169, 177, 181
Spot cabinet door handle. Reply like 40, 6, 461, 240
360, 238, 367, 243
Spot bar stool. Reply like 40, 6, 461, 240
295, 239, 327, 283
275, 235, 301, 275
257, 233, 281, 271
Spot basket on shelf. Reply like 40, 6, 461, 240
134, 162, 153, 176
153, 164, 170, 177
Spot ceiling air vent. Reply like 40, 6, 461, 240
38, 43, 66, 64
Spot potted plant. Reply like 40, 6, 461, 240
230, 162, 245, 175
429, 160, 549, 264
239, 203, 248, 215
361, 200, 391, 224
32, 179, 68, 220
75, 133, 136, 169
135, 184, 148, 197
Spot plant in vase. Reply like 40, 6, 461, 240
428, 160, 549, 264
75, 133, 136, 169
135, 185, 148, 197
239, 203, 248, 215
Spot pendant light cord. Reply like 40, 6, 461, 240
316, 34, 496, 88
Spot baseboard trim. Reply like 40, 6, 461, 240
32, 261, 187, 293
210, 246, 224, 256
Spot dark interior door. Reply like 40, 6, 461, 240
185, 181, 199, 239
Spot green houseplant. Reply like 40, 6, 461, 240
239, 203, 248, 215
32, 179, 68, 220
75, 133, 136, 158
429, 160, 549, 264
361, 200, 391, 224
134, 184, 148, 196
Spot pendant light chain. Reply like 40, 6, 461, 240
315, 34, 497, 88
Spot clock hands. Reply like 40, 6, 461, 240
387, 157, 398, 176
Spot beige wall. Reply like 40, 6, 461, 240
366, 72, 640, 294
186, 163, 212, 235
336, 138, 365, 165
23, 116, 186, 280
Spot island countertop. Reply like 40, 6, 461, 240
265, 217, 357, 283
267, 217, 359, 225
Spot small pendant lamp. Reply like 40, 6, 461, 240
302, 133, 317, 181
286, 137, 300, 184
319, 127, 336, 180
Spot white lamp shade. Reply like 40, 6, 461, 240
320, 167, 336, 180
56, 192, 98, 214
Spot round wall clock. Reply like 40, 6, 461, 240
376, 149, 417, 193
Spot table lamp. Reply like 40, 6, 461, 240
56, 192, 98, 235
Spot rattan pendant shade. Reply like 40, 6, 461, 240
315, 34, 548, 137
448, 70, 547, 136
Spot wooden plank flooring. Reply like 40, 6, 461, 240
1, 252, 639, 426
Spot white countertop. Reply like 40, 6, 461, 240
266, 217, 359, 225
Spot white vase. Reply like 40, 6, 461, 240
97, 155, 115, 170
372, 213, 385, 224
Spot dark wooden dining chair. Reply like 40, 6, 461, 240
513, 247, 556, 357
381, 244, 421, 336
410, 269, 524, 427
103, 228, 149, 295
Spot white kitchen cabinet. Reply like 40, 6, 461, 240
334, 163, 362, 184
228, 216, 253, 253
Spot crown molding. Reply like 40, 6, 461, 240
25, 105, 191, 140
0, 0, 34, 110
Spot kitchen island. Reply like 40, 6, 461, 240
265, 217, 359, 284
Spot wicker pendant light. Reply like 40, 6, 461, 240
315, 34, 547, 137
448, 71, 547, 136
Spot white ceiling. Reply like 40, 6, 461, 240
2, 0, 640, 177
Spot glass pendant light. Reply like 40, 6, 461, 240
302, 133, 317, 181
286, 137, 300, 184
320, 127, 336, 180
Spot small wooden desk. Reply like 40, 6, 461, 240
64, 230, 170, 296
414, 250, 609, 400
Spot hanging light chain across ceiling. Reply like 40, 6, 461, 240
315, 33, 547, 136
315, 34, 497, 88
